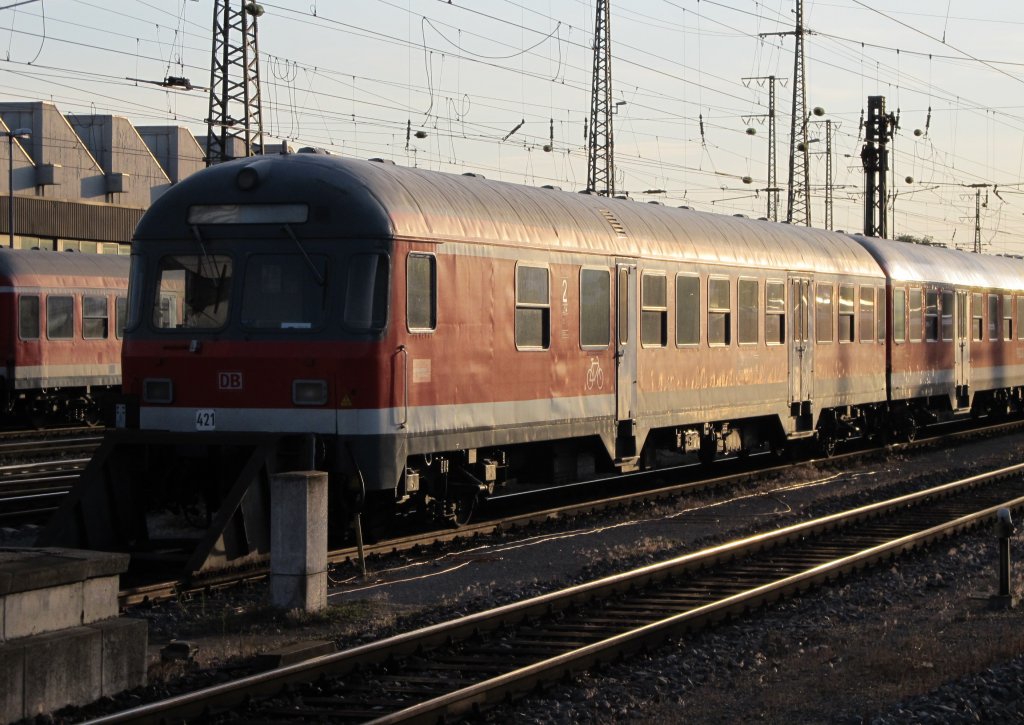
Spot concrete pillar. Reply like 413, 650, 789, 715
270, 471, 328, 612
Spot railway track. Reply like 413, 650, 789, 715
0, 428, 102, 524
93, 461, 1024, 724
119, 417, 1024, 606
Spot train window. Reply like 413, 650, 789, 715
580, 268, 610, 349
988, 294, 999, 341
737, 278, 758, 345
815, 283, 833, 344
115, 296, 127, 339
765, 281, 784, 345
838, 285, 855, 343
407, 254, 437, 333
515, 263, 550, 350
18, 295, 39, 340
83, 296, 109, 339
908, 288, 922, 342
859, 287, 874, 343
707, 277, 731, 346
941, 291, 954, 341
1018, 296, 1024, 340
345, 253, 389, 332
641, 272, 668, 347
925, 291, 939, 342
47, 295, 74, 340
154, 255, 232, 330
971, 293, 983, 341
876, 287, 886, 342
893, 288, 906, 343
243, 254, 329, 330
1003, 295, 1013, 340
675, 275, 699, 346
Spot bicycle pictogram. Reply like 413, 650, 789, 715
585, 356, 605, 390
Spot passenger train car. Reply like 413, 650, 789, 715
113, 152, 1024, 523
0, 248, 129, 426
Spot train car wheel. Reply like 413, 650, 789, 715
449, 493, 477, 527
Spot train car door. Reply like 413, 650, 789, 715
615, 261, 638, 425
788, 276, 814, 428
954, 289, 970, 407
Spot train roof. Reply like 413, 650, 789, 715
137, 154, 885, 279
0, 248, 129, 283
851, 235, 1024, 292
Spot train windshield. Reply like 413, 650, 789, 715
153, 254, 233, 329
241, 254, 329, 329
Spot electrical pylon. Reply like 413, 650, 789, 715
586, 0, 614, 196
862, 95, 896, 238
744, 75, 783, 221
786, 0, 810, 226
206, 1, 265, 166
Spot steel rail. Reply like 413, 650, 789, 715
116, 417, 1024, 606
90, 461, 1024, 724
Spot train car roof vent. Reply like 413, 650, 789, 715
462, 172, 486, 179
733, 213, 746, 218
598, 208, 627, 237
677, 205, 691, 210
368, 157, 395, 164
540, 184, 562, 191
647, 200, 664, 205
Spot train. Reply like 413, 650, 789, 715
91, 149, 1024, 537
0, 248, 129, 426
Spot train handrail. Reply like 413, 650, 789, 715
396, 344, 408, 429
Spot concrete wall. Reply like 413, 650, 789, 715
137, 126, 205, 183
68, 115, 173, 207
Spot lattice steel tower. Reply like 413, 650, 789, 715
586, 0, 614, 196
744, 75, 783, 221
206, 1, 265, 166
786, 0, 810, 226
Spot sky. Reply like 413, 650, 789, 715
2, 1, 1024, 253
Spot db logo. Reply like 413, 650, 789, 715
218, 372, 244, 390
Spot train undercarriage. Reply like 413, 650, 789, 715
0, 383, 111, 427
38, 385, 1024, 580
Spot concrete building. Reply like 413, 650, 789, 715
0, 101, 215, 253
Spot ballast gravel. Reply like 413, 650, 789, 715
47, 431, 1024, 723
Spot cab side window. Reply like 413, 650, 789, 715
407, 253, 437, 332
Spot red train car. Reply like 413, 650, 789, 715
0, 248, 129, 425
43, 153, 1024, 574
110, 154, 891, 523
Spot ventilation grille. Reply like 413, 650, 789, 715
599, 208, 627, 237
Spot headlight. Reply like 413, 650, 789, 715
293, 379, 328, 405
143, 378, 173, 404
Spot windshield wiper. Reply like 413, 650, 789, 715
282, 224, 325, 286
190, 224, 216, 280
191, 223, 228, 316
